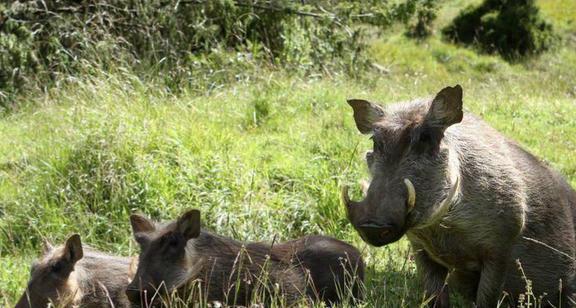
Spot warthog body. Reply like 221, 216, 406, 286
16, 234, 134, 308
126, 209, 364, 306
343, 85, 576, 307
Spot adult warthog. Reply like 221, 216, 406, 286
342, 85, 576, 307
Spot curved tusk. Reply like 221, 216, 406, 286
341, 185, 363, 216
432, 176, 460, 222
341, 185, 351, 208
440, 176, 460, 212
404, 178, 416, 213
415, 176, 460, 230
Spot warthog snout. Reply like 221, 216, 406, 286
356, 222, 397, 247
342, 184, 412, 246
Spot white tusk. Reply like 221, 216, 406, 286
415, 176, 460, 229
404, 178, 416, 213
439, 176, 460, 213
360, 180, 370, 197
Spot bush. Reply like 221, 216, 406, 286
443, 0, 557, 60
0, 0, 427, 110
0, 1, 342, 108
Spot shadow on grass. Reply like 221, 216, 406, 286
361, 265, 472, 308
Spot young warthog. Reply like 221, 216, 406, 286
126, 209, 364, 306
343, 85, 576, 307
16, 234, 134, 308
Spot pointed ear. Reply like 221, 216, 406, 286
130, 214, 156, 234
347, 99, 386, 134
62, 234, 83, 264
177, 209, 201, 240
424, 85, 463, 129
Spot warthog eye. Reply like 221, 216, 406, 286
51, 261, 63, 273
418, 131, 432, 144
164, 233, 180, 250
168, 238, 178, 247
371, 136, 385, 153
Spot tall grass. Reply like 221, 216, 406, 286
1, 0, 575, 306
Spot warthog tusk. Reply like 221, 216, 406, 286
341, 185, 362, 219
341, 185, 351, 207
360, 180, 370, 197
404, 179, 416, 213
414, 176, 460, 229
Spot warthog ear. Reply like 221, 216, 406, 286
413, 85, 463, 153
130, 214, 156, 234
63, 234, 83, 264
177, 209, 201, 240
425, 85, 463, 129
347, 99, 386, 134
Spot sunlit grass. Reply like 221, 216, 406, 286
1, 0, 576, 306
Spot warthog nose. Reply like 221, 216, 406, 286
358, 223, 393, 241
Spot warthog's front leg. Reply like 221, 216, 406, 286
415, 249, 450, 308
475, 259, 507, 307
450, 269, 481, 305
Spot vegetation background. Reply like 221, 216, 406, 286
0, 0, 575, 306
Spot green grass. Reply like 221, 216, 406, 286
1, 1, 575, 306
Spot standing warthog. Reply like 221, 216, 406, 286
15, 234, 134, 308
342, 85, 576, 307
126, 209, 364, 306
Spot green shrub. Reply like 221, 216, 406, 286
0, 1, 346, 108
0, 0, 433, 110
443, 0, 557, 60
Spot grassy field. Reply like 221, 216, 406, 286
1, 0, 575, 306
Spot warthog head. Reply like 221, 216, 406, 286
343, 85, 463, 246
126, 209, 202, 305
16, 234, 84, 308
